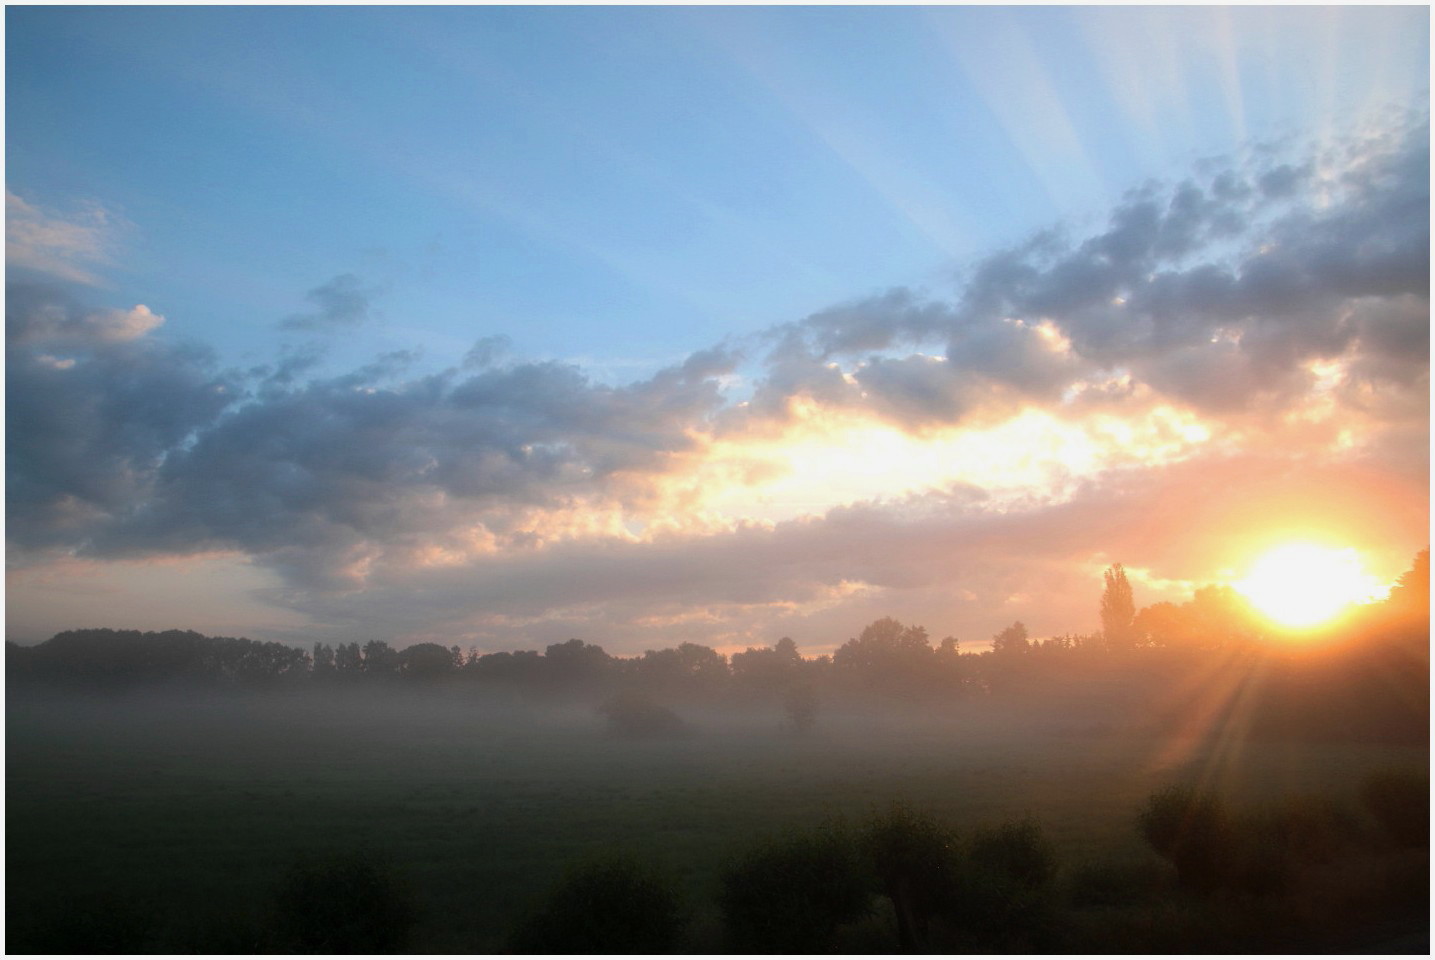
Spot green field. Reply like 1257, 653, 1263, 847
6, 685, 1428, 952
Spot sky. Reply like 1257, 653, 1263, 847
5, 5, 1430, 655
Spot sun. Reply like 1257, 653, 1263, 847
1235, 543, 1385, 629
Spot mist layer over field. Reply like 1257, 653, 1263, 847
7, 678, 1426, 953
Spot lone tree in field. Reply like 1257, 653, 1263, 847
597, 691, 688, 737
1101, 563, 1137, 651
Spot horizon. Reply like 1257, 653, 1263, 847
6, 6, 1429, 656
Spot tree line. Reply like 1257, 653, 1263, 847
8, 551, 1428, 740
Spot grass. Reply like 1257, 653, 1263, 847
6, 685, 1428, 952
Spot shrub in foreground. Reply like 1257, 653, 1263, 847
1137, 785, 1233, 892
1230, 795, 1359, 894
509, 854, 685, 953
862, 803, 963, 950
719, 820, 871, 952
948, 817, 1059, 948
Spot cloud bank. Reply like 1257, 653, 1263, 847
7, 116, 1428, 651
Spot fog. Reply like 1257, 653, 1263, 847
8, 645, 1427, 953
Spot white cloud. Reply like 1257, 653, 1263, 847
6, 190, 120, 285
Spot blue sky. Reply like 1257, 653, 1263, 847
6, 6, 1430, 652
11, 6, 1425, 378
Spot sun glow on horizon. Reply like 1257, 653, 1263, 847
1235, 542, 1387, 629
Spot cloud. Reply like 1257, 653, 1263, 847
6, 283, 238, 553
7, 115, 1428, 652
462, 334, 512, 369
280, 272, 376, 330
6, 190, 120, 285
86, 352, 730, 589
245, 445, 1426, 652
737, 115, 1427, 435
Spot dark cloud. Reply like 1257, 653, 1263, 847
89, 352, 729, 588
280, 273, 375, 331
6, 282, 238, 552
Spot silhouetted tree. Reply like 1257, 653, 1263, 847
311, 642, 336, 678
543, 638, 613, 689
1384, 548, 1430, 621
719, 820, 871, 952
334, 642, 363, 677
731, 638, 802, 695
508, 854, 684, 953
469, 649, 544, 684
632, 642, 729, 695
990, 621, 1029, 656
834, 618, 935, 693
1133, 585, 1258, 651
361, 640, 400, 676
398, 642, 456, 679
1101, 563, 1137, 651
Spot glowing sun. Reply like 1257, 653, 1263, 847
1235, 543, 1385, 629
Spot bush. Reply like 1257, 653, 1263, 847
509, 853, 685, 953
948, 817, 1058, 948
271, 850, 416, 953
597, 691, 688, 738
783, 682, 818, 733
862, 804, 963, 950
1229, 795, 1359, 894
719, 820, 872, 952
1136, 785, 1233, 892
1360, 769, 1430, 848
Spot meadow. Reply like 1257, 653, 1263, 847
6, 683, 1427, 952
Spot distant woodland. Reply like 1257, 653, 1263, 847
9, 552, 1428, 744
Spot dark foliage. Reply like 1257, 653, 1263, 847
6, 550, 1428, 751
597, 691, 689, 738
398, 641, 458, 679
719, 820, 872, 952
862, 803, 963, 950
783, 682, 818, 732
948, 817, 1059, 948
271, 851, 416, 953
1137, 785, 1234, 892
1227, 795, 1360, 894
507, 854, 685, 953
1360, 769, 1430, 848
7, 628, 308, 686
